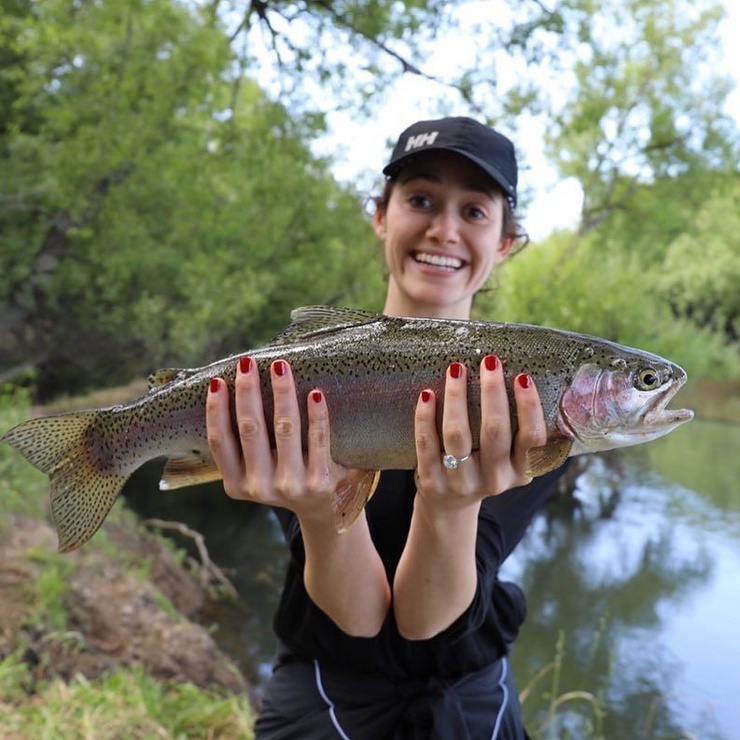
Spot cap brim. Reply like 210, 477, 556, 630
382, 147, 516, 206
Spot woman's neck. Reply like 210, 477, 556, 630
382, 287, 473, 321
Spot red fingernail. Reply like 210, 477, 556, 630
450, 362, 463, 379
421, 389, 432, 403
311, 390, 323, 404
274, 360, 287, 377
239, 356, 251, 374
210, 378, 220, 393
484, 355, 499, 372
516, 373, 532, 389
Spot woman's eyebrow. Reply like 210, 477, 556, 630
400, 172, 497, 198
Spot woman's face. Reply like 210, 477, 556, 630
374, 152, 514, 319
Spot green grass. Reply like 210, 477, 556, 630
0, 391, 255, 739
0, 387, 50, 522
0, 654, 254, 740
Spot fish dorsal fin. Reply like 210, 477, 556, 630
147, 367, 198, 391
269, 306, 382, 345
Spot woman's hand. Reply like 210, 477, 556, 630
206, 356, 342, 524
413, 354, 547, 508
205, 356, 390, 637
393, 355, 547, 641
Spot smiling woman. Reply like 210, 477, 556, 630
204, 116, 567, 739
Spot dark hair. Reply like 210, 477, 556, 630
372, 176, 530, 255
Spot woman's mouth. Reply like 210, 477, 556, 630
411, 251, 466, 271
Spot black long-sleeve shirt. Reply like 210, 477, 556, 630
271, 467, 565, 681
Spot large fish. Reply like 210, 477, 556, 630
2, 306, 693, 553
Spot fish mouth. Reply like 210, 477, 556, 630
411, 251, 467, 271
642, 375, 694, 429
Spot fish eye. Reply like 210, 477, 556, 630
635, 366, 662, 391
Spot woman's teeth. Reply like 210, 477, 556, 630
412, 252, 464, 270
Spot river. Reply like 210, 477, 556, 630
125, 416, 740, 738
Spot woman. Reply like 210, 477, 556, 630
206, 117, 564, 739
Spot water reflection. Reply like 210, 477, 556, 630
123, 419, 740, 737
503, 420, 740, 739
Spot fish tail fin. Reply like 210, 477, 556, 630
1, 412, 128, 553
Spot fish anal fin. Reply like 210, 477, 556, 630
332, 469, 380, 533
160, 452, 222, 491
526, 439, 573, 477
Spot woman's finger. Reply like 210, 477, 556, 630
441, 362, 473, 460
206, 376, 246, 497
478, 355, 513, 473
510, 373, 547, 476
305, 389, 333, 493
234, 356, 274, 494
270, 360, 306, 497
414, 388, 441, 485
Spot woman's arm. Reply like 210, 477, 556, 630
206, 357, 391, 637
392, 356, 547, 640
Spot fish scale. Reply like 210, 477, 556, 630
1, 306, 693, 552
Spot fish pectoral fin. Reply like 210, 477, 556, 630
160, 452, 223, 490
526, 439, 573, 477
332, 469, 381, 533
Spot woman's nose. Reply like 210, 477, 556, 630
426, 209, 460, 243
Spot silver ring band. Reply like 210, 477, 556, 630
442, 452, 472, 470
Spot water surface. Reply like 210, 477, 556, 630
127, 417, 740, 737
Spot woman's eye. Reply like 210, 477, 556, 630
408, 194, 432, 209
465, 205, 487, 220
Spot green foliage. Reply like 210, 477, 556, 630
0, 388, 49, 520
25, 551, 74, 631
481, 219, 739, 379
0, 656, 254, 739
0, 0, 381, 396
658, 179, 740, 343
543, 0, 737, 231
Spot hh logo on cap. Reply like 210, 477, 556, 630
405, 131, 438, 152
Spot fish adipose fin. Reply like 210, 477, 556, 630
1, 413, 128, 553
526, 438, 573, 477
160, 452, 222, 490
332, 469, 381, 533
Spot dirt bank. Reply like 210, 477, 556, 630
0, 514, 250, 700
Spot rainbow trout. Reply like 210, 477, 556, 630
2, 306, 693, 552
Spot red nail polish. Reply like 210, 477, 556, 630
484, 355, 499, 372
450, 362, 463, 379
516, 373, 532, 389
239, 356, 251, 374
311, 390, 323, 404
209, 378, 220, 393
274, 360, 287, 377
421, 389, 432, 403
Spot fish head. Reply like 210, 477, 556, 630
558, 353, 694, 455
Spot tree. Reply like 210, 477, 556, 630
0, 0, 383, 396
541, 0, 738, 233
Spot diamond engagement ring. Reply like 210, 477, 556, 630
442, 453, 472, 470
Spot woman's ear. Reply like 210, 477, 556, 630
494, 237, 516, 264
373, 207, 387, 240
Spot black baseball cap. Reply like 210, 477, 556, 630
382, 116, 518, 208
